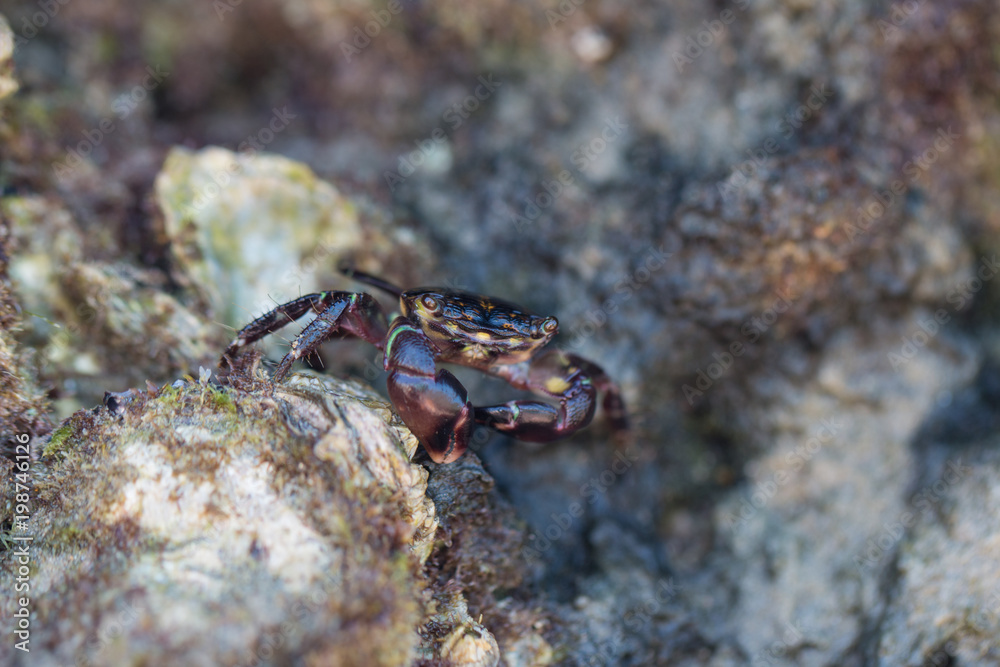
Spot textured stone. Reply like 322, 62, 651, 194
155, 146, 363, 339
0, 370, 496, 666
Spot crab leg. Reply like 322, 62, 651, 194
475, 349, 628, 442
220, 292, 387, 381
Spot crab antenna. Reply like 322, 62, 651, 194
340, 265, 404, 298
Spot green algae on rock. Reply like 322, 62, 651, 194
0, 370, 511, 666
155, 146, 363, 344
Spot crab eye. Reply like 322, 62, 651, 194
420, 295, 441, 314
531, 317, 558, 338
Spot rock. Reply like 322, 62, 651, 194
0, 368, 517, 665
155, 146, 363, 345
3, 194, 220, 416
421, 454, 554, 666
3, 149, 397, 417
0, 15, 16, 101
875, 441, 1000, 665
0, 205, 51, 457
3, 1, 1000, 664
713, 319, 979, 666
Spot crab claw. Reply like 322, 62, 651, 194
387, 368, 474, 464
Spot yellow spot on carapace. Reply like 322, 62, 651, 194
544, 377, 571, 394
474, 331, 493, 341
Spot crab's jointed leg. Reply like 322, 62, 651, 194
220, 291, 387, 381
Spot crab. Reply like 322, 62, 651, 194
220, 268, 628, 464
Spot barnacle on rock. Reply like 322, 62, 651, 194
439, 621, 501, 667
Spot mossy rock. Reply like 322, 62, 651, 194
0, 371, 513, 666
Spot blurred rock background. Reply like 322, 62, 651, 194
1, 1, 999, 665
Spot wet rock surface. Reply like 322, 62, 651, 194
0, 369, 525, 666
1, 1, 1000, 665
